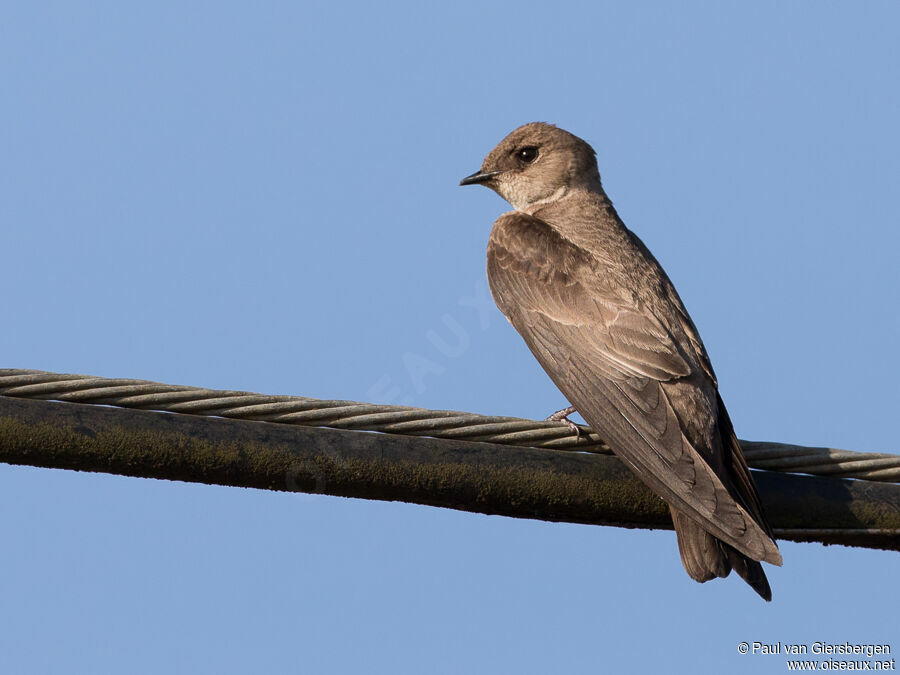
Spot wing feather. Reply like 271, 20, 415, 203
487, 211, 780, 564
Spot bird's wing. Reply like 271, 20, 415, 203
487, 211, 780, 564
624, 230, 775, 542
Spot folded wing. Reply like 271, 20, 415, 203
487, 211, 781, 565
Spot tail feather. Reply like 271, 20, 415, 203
671, 507, 773, 601
724, 545, 772, 602
667, 392, 778, 601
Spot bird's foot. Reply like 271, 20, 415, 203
546, 405, 581, 438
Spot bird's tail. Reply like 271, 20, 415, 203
670, 507, 772, 601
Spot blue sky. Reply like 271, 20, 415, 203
2, 3, 898, 673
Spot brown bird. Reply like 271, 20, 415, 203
460, 122, 782, 600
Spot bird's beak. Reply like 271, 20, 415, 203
459, 170, 501, 186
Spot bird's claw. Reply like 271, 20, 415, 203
547, 405, 582, 439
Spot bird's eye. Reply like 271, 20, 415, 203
517, 146, 539, 163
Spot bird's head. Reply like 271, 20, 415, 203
459, 122, 601, 211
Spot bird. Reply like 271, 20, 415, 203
460, 122, 782, 600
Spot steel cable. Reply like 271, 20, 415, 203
2, 368, 897, 483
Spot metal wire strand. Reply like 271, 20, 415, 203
1, 368, 897, 483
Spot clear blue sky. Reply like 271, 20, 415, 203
2, 3, 898, 673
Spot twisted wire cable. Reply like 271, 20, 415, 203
2, 368, 897, 483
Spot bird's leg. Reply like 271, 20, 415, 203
547, 405, 581, 438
